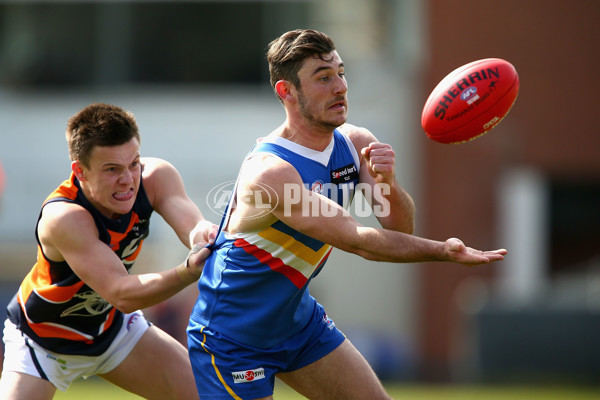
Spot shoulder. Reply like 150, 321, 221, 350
140, 157, 184, 204
337, 123, 378, 151
39, 201, 97, 260
41, 200, 94, 230
240, 153, 302, 193
141, 157, 178, 180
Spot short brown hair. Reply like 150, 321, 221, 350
266, 29, 336, 96
66, 103, 140, 167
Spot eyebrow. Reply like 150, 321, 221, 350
101, 155, 140, 168
312, 62, 344, 76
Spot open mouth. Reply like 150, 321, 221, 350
329, 101, 346, 111
328, 97, 347, 111
113, 189, 134, 201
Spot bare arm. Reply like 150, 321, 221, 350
142, 157, 217, 247
239, 155, 505, 266
39, 202, 210, 314
343, 124, 415, 233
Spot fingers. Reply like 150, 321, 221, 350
198, 223, 218, 244
363, 143, 395, 164
186, 242, 211, 268
362, 142, 396, 178
176, 244, 211, 283
480, 249, 508, 263
445, 238, 507, 266
207, 224, 219, 244
190, 247, 212, 265
483, 250, 506, 262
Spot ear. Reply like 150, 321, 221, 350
71, 161, 86, 181
275, 80, 294, 102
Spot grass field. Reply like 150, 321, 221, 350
54, 377, 600, 399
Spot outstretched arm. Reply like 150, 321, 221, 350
243, 155, 506, 267
39, 202, 212, 314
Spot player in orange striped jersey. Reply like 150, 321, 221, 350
0, 103, 215, 400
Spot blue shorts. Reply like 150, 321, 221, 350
187, 303, 345, 400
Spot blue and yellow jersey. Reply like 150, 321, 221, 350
191, 130, 360, 348
6, 173, 152, 356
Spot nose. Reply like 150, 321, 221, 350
333, 75, 348, 95
119, 169, 134, 185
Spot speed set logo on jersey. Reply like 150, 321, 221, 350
331, 163, 358, 184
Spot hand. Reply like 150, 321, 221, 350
176, 242, 212, 283
444, 238, 507, 267
205, 223, 219, 245
186, 243, 212, 276
361, 142, 396, 184
191, 220, 219, 245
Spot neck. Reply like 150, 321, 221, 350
276, 120, 336, 152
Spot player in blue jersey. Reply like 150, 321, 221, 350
0, 103, 215, 400
187, 29, 507, 400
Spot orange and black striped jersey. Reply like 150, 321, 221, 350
6, 172, 153, 356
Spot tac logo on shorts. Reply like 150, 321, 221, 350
232, 368, 265, 383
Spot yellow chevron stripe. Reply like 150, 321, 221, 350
257, 227, 330, 265
200, 326, 242, 400
254, 240, 315, 279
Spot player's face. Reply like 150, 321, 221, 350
295, 50, 348, 130
76, 137, 141, 219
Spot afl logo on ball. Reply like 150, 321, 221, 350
460, 86, 478, 101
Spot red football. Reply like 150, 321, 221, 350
421, 58, 519, 144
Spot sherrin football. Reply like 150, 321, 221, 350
421, 58, 519, 144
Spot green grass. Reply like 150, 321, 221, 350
54, 378, 600, 399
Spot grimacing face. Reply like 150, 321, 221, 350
74, 137, 141, 219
